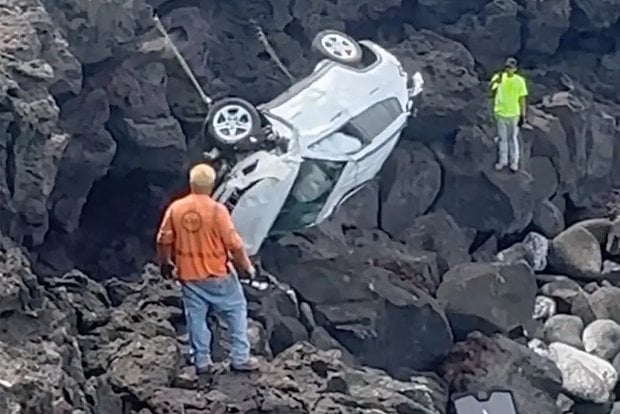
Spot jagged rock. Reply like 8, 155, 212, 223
201, 342, 448, 414
436, 262, 537, 339
397, 210, 472, 275
533, 199, 565, 238
45, 269, 112, 332
329, 180, 379, 230
543, 314, 584, 349
0, 339, 88, 413
541, 277, 590, 314
571, 0, 620, 30
268, 256, 454, 374
379, 142, 441, 236
390, 26, 480, 141
582, 319, 620, 361
40, 0, 153, 64
496, 231, 549, 271
442, 333, 563, 414
443, 0, 522, 71
268, 315, 308, 355
49, 89, 116, 234
0, 0, 82, 247
547, 342, 618, 404
587, 286, 620, 324
548, 224, 603, 279
109, 335, 181, 401
540, 92, 618, 206
523, 0, 571, 56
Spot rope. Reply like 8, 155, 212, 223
250, 20, 295, 84
152, 14, 212, 106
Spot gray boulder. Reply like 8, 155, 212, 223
443, 333, 562, 414
547, 342, 617, 404
541, 277, 589, 314
436, 262, 537, 339
496, 232, 549, 271
548, 225, 602, 279
543, 314, 584, 349
582, 319, 620, 361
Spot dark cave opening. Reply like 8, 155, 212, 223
49, 169, 186, 281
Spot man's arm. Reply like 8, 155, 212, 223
156, 206, 175, 266
519, 77, 528, 118
216, 204, 253, 274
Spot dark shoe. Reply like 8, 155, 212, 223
196, 364, 214, 390
231, 356, 260, 372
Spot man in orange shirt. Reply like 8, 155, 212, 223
156, 163, 259, 374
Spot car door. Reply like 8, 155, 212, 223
213, 151, 302, 256
312, 97, 408, 224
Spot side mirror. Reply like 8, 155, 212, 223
409, 72, 424, 97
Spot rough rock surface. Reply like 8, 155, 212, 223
0, 0, 614, 281
0, 248, 451, 414
436, 262, 537, 339
5, 0, 620, 412
547, 342, 618, 404
442, 333, 563, 414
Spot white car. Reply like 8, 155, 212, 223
203, 29, 424, 256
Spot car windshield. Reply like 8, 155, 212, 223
271, 158, 346, 232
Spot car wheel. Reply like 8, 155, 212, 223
206, 97, 261, 147
312, 30, 363, 65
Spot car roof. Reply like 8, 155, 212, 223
260, 41, 392, 146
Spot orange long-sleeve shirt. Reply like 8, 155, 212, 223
155, 193, 252, 281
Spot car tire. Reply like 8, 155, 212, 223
206, 97, 261, 147
312, 30, 363, 65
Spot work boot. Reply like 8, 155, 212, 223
231, 356, 260, 372
509, 162, 519, 172
494, 162, 505, 171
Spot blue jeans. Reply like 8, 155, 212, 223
181, 274, 250, 368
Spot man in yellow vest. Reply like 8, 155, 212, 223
489, 57, 528, 172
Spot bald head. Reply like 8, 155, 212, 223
189, 163, 216, 194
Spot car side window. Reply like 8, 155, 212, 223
271, 159, 346, 232
345, 97, 402, 142
307, 98, 403, 156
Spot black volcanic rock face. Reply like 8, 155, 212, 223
2, 0, 620, 413
0, 0, 617, 277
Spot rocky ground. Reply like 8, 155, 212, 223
2, 0, 620, 413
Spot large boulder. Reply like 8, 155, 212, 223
543, 314, 584, 349
397, 210, 473, 276
442, 333, 563, 414
436, 262, 538, 339
548, 224, 603, 279
583, 319, 620, 361
545, 342, 618, 404
267, 256, 454, 375
379, 142, 442, 236
496, 231, 549, 271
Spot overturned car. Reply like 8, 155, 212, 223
150, 14, 426, 256
200, 29, 424, 255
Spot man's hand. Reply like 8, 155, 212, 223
518, 115, 525, 127
160, 261, 177, 279
244, 265, 257, 280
